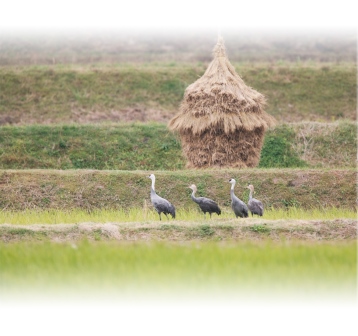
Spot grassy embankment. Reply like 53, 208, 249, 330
0, 169, 356, 211
0, 121, 356, 170
0, 63, 356, 125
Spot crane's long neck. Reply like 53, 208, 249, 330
230, 183, 235, 200
191, 190, 199, 203
151, 177, 156, 193
248, 189, 253, 200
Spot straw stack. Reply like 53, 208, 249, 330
168, 37, 276, 168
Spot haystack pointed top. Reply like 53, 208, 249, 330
213, 36, 227, 58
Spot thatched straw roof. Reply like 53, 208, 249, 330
168, 37, 276, 135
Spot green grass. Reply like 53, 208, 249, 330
0, 121, 355, 169
0, 240, 355, 296
0, 63, 356, 125
0, 123, 183, 170
0, 207, 356, 225
259, 124, 307, 168
263, 121, 357, 168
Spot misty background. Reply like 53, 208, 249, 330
0, 29, 356, 65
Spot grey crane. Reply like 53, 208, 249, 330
247, 184, 264, 216
148, 174, 176, 220
188, 184, 221, 218
229, 178, 248, 218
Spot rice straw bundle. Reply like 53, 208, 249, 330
168, 37, 276, 168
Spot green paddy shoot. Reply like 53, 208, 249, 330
0, 206, 356, 225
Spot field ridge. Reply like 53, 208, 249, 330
0, 218, 356, 242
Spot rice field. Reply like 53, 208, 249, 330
0, 239, 356, 299
0, 206, 355, 298
0, 206, 355, 225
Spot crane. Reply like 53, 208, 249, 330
189, 184, 221, 218
147, 174, 176, 220
247, 184, 264, 216
229, 178, 248, 218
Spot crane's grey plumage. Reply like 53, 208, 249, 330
247, 184, 264, 216
148, 174, 176, 220
229, 178, 248, 218
189, 184, 221, 218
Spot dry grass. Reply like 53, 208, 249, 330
292, 121, 358, 167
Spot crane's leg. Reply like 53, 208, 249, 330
165, 213, 169, 220
159, 213, 162, 221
